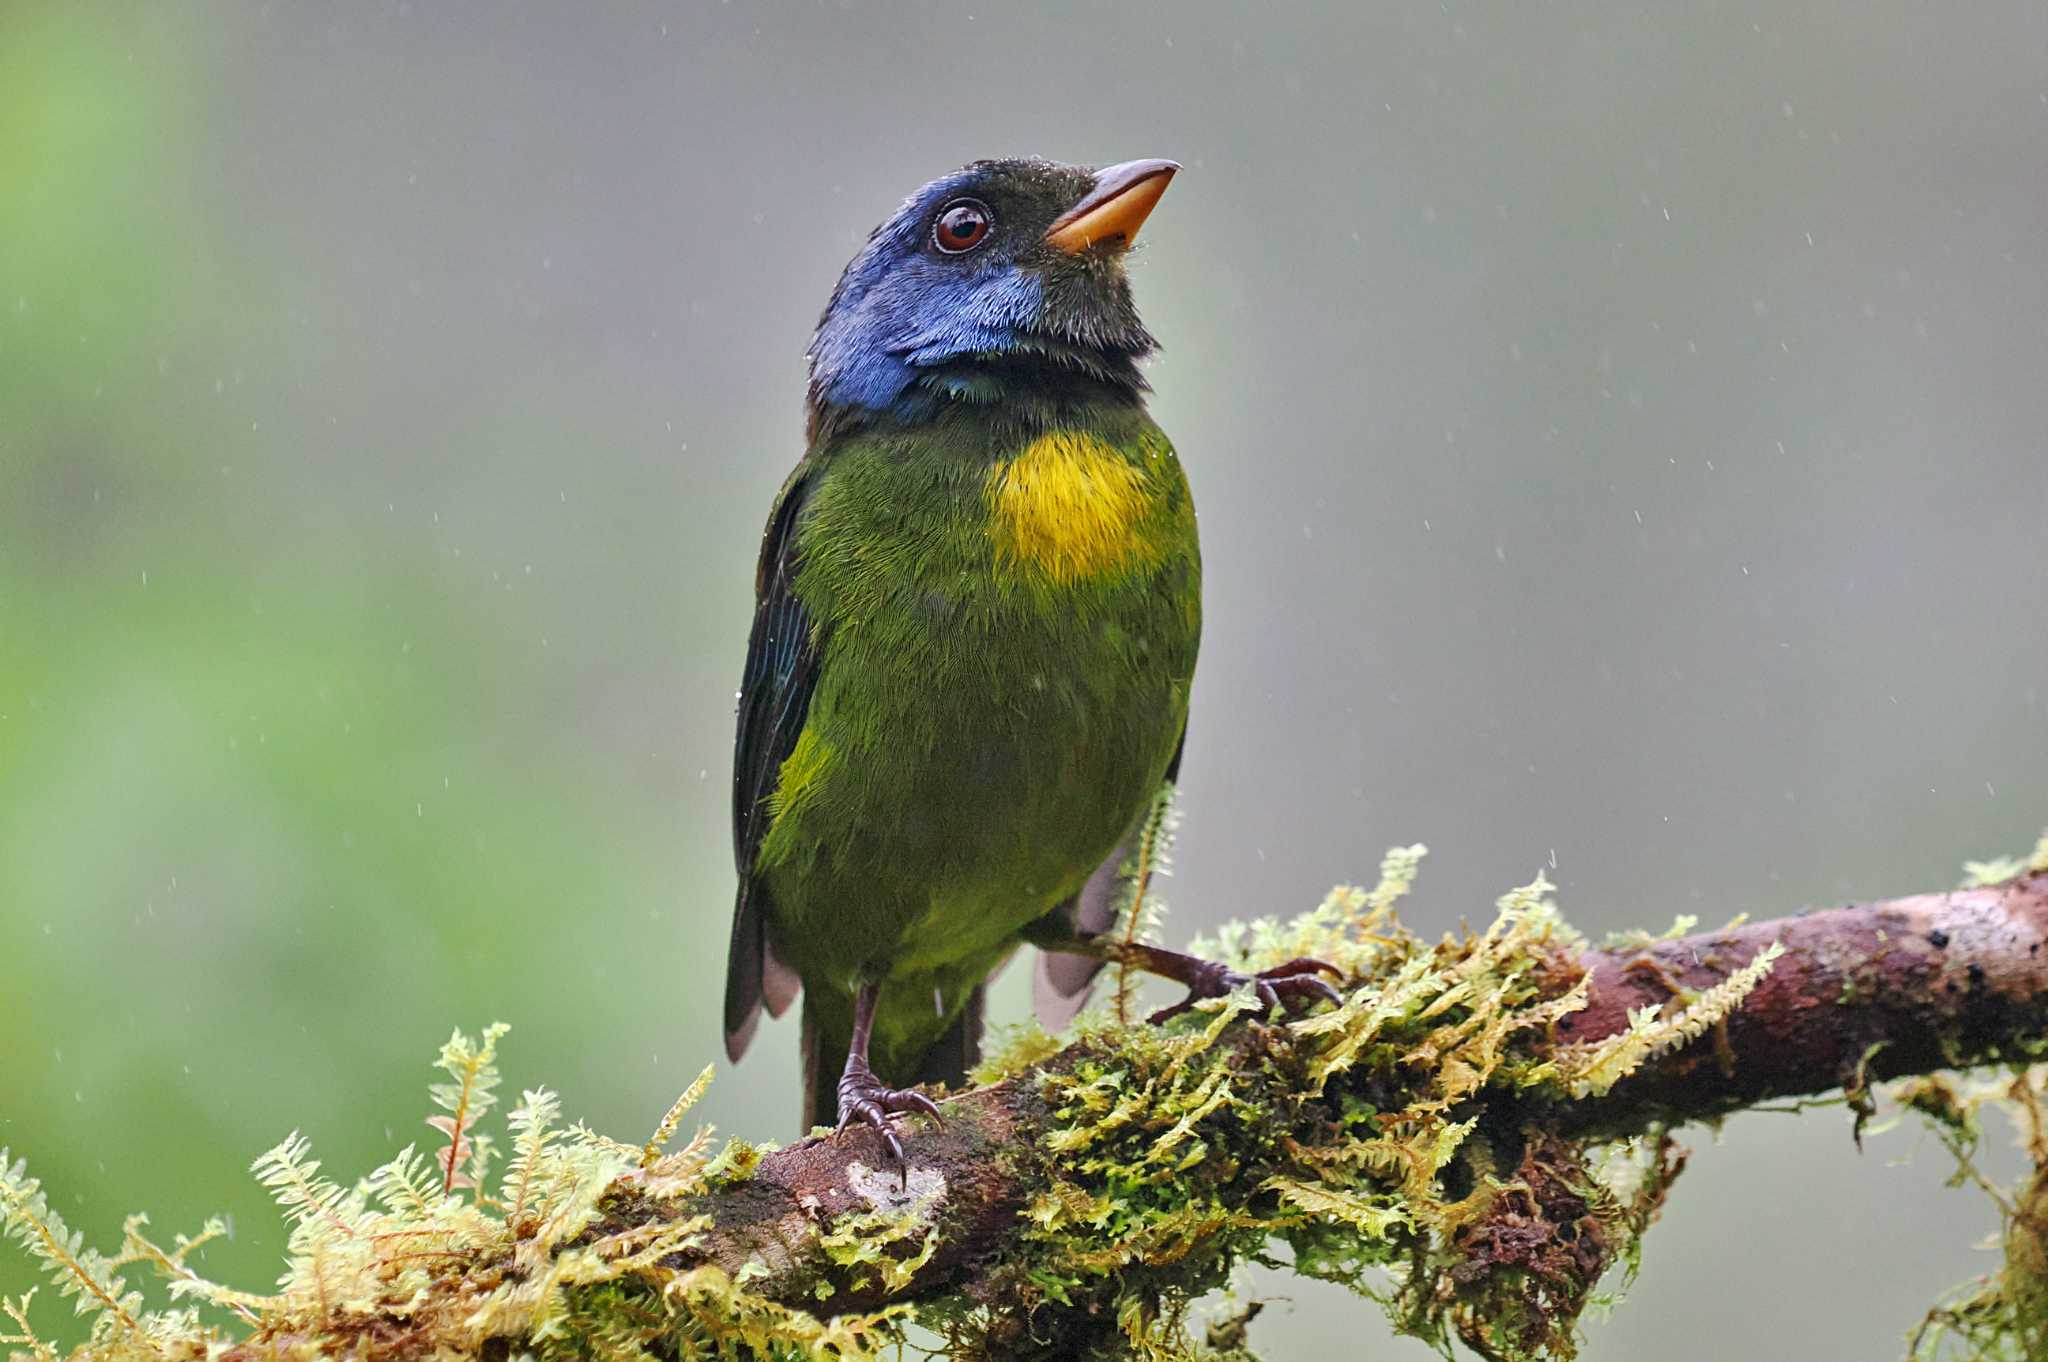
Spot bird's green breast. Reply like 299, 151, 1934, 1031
755, 407, 1200, 994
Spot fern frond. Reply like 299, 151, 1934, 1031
640, 1067, 711, 1170
503, 1088, 563, 1222
1486, 870, 1560, 942
1264, 1175, 1407, 1238
250, 1132, 361, 1238
1564, 942, 1784, 1098
364, 1144, 442, 1219
113, 1215, 268, 1323
461, 1133, 498, 1195
0, 1151, 144, 1338
428, 1021, 510, 1195
509, 1131, 634, 1275
1, 1290, 56, 1362
1368, 843, 1429, 917
1112, 784, 1180, 1023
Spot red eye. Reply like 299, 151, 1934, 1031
932, 200, 992, 254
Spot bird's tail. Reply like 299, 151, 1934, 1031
799, 985, 986, 1134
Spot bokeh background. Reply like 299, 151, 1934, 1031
4, 3, 2045, 1357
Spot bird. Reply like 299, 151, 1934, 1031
723, 157, 1338, 1159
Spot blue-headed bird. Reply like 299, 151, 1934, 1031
724, 158, 1337, 1157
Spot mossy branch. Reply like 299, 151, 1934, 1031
1557, 867, 2048, 1134
652, 867, 2048, 1349
7, 843, 2048, 1362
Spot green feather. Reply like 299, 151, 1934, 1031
753, 399, 1200, 1093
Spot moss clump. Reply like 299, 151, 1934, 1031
1, 1026, 901, 1362
1898, 1069, 2048, 1361
872, 849, 1770, 1361
1959, 828, 2048, 891
0, 848, 1789, 1362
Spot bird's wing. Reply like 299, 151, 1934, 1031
1031, 731, 1186, 1029
724, 462, 820, 1061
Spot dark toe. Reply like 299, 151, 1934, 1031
835, 1076, 942, 1166
1280, 974, 1344, 1008
1266, 956, 1345, 980
1255, 956, 1346, 1014
1146, 953, 1346, 1026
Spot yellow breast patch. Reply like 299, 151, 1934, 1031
985, 431, 1158, 584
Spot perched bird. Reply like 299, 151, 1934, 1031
724, 157, 1336, 1156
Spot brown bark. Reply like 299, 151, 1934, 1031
667, 869, 2048, 1313
1554, 868, 2048, 1132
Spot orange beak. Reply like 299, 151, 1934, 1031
1044, 158, 1179, 254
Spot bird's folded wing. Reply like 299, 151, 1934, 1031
725, 462, 821, 1061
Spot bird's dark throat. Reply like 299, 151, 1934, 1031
809, 348, 1149, 443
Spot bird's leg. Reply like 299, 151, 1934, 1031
835, 981, 942, 1166
1041, 933, 1343, 1025
1115, 941, 1345, 1024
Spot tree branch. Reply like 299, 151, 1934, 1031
17, 866, 2048, 1362
661, 870, 2048, 1319
1557, 869, 2048, 1133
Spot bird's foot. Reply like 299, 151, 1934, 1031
1142, 950, 1344, 1024
835, 1059, 942, 1166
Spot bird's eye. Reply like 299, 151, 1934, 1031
932, 200, 993, 254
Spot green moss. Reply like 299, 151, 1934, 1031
1897, 831, 2048, 1359
2, 1025, 896, 1362
1897, 1071, 2048, 1361
5, 839, 2042, 1361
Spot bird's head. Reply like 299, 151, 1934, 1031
806, 157, 1177, 428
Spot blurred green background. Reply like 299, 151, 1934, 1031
3, 3, 2044, 1357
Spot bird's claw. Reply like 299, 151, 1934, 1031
1148, 955, 1344, 1025
835, 1064, 942, 1166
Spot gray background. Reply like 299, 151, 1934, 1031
3, 2, 2045, 1357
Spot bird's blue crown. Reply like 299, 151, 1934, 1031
806, 159, 1158, 431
